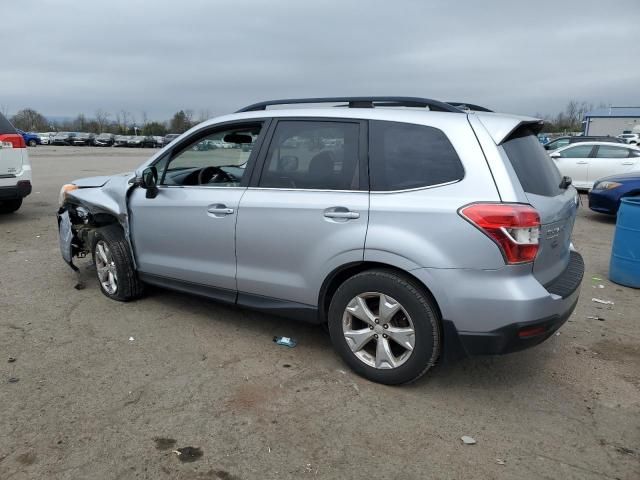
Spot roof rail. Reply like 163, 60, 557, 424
446, 102, 493, 112
236, 97, 464, 113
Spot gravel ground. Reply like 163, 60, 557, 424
1, 146, 638, 479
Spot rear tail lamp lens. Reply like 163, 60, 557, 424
459, 203, 540, 264
0, 134, 26, 148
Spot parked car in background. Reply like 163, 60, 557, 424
39, 132, 56, 145
589, 171, 640, 215
127, 135, 153, 148
544, 135, 623, 151
163, 133, 179, 146
72, 132, 96, 146
52, 132, 77, 145
94, 133, 115, 147
0, 112, 32, 213
549, 142, 640, 189
17, 129, 41, 147
538, 134, 550, 144
153, 136, 165, 148
114, 135, 131, 147
57, 96, 583, 385
617, 133, 639, 145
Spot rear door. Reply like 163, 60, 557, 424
552, 144, 595, 189
235, 118, 368, 307
0, 113, 26, 183
589, 145, 639, 185
501, 128, 579, 285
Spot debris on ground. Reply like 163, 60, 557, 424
8, 357, 16, 363
591, 298, 614, 305
591, 276, 603, 281
273, 336, 297, 348
73, 282, 85, 290
461, 435, 476, 445
496, 458, 506, 465
8, 377, 19, 383
153, 437, 177, 450
128, 336, 135, 342
587, 316, 606, 321
172, 446, 203, 462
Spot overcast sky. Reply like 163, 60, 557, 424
2, 0, 638, 122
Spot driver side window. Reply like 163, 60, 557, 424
159, 123, 263, 187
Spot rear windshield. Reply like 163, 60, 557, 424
0, 113, 16, 134
502, 127, 562, 197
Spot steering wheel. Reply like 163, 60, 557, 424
198, 166, 232, 185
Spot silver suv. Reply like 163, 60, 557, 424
57, 97, 584, 384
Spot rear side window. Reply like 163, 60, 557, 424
558, 145, 594, 158
260, 121, 361, 190
595, 145, 631, 158
369, 121, 464, 191
502, 127, 562, 197
0, 113, 16, 134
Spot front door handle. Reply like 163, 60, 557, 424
622, 161, 634, 165
324, 208, 360, 220
576, 161, 589, 164
207, 204, 234, 216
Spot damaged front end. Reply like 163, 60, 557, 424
56, 172, 138, 271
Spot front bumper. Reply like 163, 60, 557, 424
588, 190, 619, 214
0, 181, 32, 200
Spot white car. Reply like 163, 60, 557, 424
617, 133, 639, 145
39, 132, 55, 145
549, 142, 640, 189
0, 112, 32, 213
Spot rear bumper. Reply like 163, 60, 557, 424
412, 252, 584, 360
0, 181, 32, 200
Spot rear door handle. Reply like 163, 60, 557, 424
207, 204, 234, 215
324, 209, 360, 220
622, 161, 634, 165
576, 161, 589, 164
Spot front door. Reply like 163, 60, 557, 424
129, 121, 267, 301
235, 119, 369, 307
553, 144, 595, 189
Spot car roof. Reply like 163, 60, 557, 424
555, 141, 639, 150
196, 107, 540, 145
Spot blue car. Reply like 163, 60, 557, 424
589, 171, 640, 214
16, 129, 41, 147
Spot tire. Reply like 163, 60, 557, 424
28, 139, 37, 147
91, 225, 143, 301
0, 199, 22, 214
327, 269, 441, 385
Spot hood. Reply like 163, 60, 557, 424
72, 172, 133, 188
596, 171, 640, 183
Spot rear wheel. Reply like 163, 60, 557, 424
0, 199, 22, 214
28, 139, 37, 147
328, 270, 441, 385
92, 225, 143, 301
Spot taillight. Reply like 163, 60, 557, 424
459, 203, 540, 264
0, 133, 26, 148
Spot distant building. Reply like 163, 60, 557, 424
583, 107, 640, 136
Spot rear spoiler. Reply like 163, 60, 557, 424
475, 113, 545, 145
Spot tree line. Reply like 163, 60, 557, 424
7, 108, 210, 136
7, 101, 610, 136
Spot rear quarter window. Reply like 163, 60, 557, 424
0, 113, 16, 134
502, 127, 562, 197
369, 120, 464, 191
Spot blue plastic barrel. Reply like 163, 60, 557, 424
609, 197, 640, 288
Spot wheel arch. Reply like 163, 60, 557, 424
318, 261, 443, 324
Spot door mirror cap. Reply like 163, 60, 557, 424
140, 166, 159, 198
549, 152, 561, 159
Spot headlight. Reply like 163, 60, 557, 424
594, 181, 622, 190
58, 184, 78, 206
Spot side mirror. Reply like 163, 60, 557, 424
140, 166, 159, 199
549, 152, 561, 159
